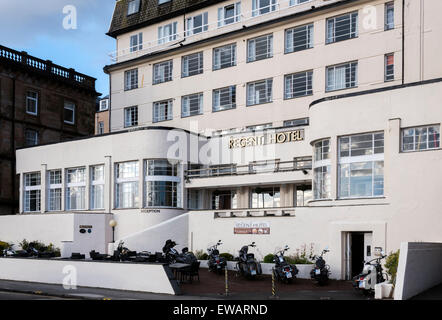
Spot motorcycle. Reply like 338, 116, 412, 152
353, 253, 388, 295
273, 245, 299, 284
236, 242, 262, 279
207, 240, 227, 274
310, 247, 331, 286
162, 239, 197, 264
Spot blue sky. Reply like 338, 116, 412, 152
0, 0, 116, 97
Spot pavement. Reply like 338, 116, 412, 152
0, 277, 367, 301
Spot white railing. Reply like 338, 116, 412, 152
109, 0, 326, 63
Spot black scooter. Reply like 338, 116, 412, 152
236, 242, 262, 279
273, 245, 299, 284
310, 247, 331, 286
207, 240, 227, 274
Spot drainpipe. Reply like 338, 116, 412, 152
402, 0, 405, 84
11, 77, 17, 215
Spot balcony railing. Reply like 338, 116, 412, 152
109, 0, 323, 63
185, 157, 312, 179
0, 45, 96, 90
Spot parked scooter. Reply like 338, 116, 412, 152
207, 240, 227, 274
273, 245, 299, 284
236, 242, 262, 279
310, 247, 331, 286
353, 253, 388, 295
2, 245, 29, 258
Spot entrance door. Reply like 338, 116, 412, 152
344, 232, 373, 280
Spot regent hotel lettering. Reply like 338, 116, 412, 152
229, 129, 304, 149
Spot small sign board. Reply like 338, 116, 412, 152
234, 221, 270, 235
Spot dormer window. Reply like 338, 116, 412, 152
127, 0, 140, 16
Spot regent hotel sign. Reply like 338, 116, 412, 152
229, 129, 304, 149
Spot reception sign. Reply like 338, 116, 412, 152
234, 221, 270, 235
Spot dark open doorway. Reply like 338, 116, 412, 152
351, 233, 365, 277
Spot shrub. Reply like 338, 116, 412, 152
0, 241, 10, 252
194, 250, 209, 260
385, 250, 400, 285
263, 254, 274, 263
219, 253, 234, 261
19, 239, 61, 257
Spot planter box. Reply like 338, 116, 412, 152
199, 260, 313, 279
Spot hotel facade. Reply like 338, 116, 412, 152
4, 0, 442, 280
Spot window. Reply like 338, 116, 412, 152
127, 0, 140, 15
246, 123, 272, 131
252, 0, 277, 17
385, 2, 394, 30
99, 99, 108, 111
326, 61, 358, 92
247, 78, 273, 106
338, 132, 385, 198
188, 190, 201, 210
186, 12, 208, 36
24, 172, 41, 212
213, 44, 236, 70
48, 170, 62, 211
158, 22, 178, 44
296, 185, 312, 207
90, 165, 104, 210
124, 106, 138, 127
64, 101, 75, 124
26, 91, 38, 115
212, 190, 237, 210
66, 167, 86, 210
115, 161, 139, 209
218, 2, 241, 27
130, 33, 143, 52
213, 86, 236, 112
290, 0, 312, 5
153, 100, 173, 122
385, 53, 394, 81
313, 139, 331, 200
285, 71, 313, 99
124, 69, 138, 90
402, 125, 440, 152
251, 186, 280, 208
326, 12, 358, 44
145, 160, 180, 208
25, 129, 38, 146
182, 93, 203, 117
182, 52, 203, 77
247, 34, 273, 62
98, 122, 104, 135
284, 118, 309, 127
158, 0, 171, 4
153, 60, 173, 84
285, 24, 314, 53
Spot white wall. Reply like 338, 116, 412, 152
0, 214, 74, 248
0, 213, 112, 258
112, 213, 189, 254
394, 242, 442, 300
0, 258, 178, 295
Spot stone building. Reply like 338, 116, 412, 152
0, 45, 99, 215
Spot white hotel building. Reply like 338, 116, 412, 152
3, 0, 442, 280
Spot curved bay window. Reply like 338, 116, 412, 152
338, 132, 384, 198
251, 186, 280, 208
115, 161, 139, 209
313, 139, 331, 200
145, 160, 181, 208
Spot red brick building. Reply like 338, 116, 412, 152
0, 45, 99, 215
